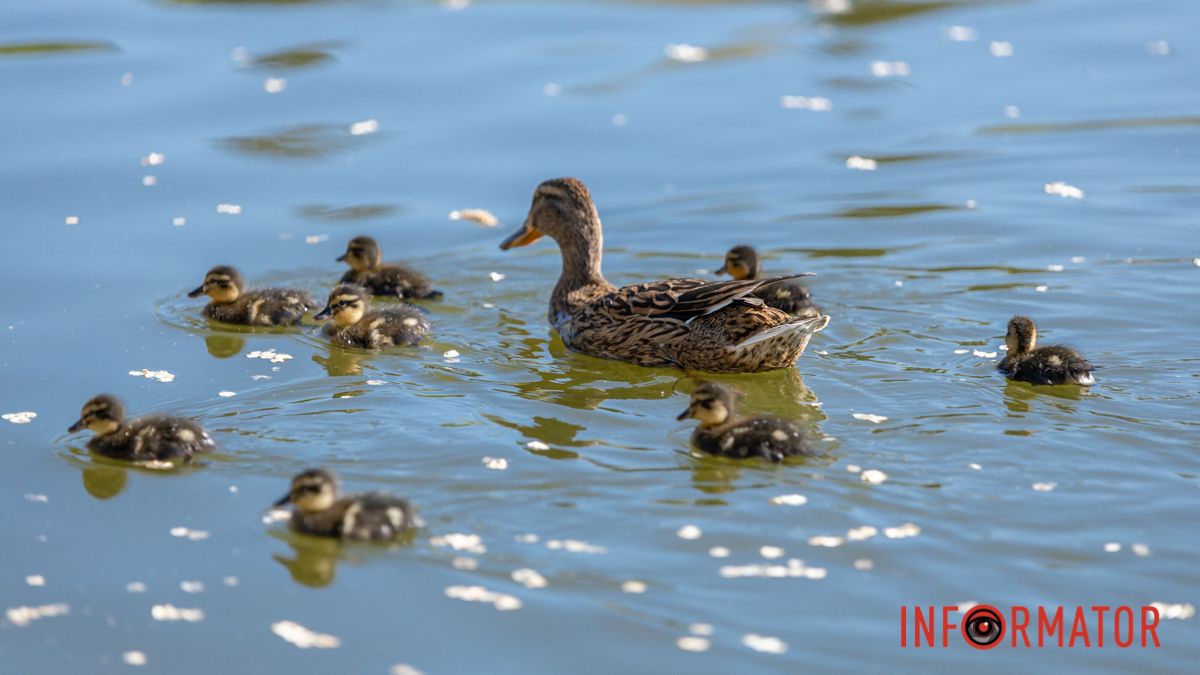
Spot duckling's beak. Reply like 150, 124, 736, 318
68, 418, 85, 433
335, 252, 348, 263
313, 306, 332, 320
187, 285, 206, 298
499, 218, 543, 250
676, 406, 693, 422
714, 263, 729, 275
273, 493, 292, 507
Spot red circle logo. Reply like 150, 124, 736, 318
962, 605, 1005, 649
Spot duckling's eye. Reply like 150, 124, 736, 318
349, 248, 363, 255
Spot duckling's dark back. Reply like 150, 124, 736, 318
333, 305, 431, 348
89, 415, 215, 462
999, 345, 1094, 385
208, 288, 316, 326
693, 418, 814, 462
341, 266, 441, 300
754, 281, 819, 317
292, 492, 420, 541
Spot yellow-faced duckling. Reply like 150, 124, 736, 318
998, 316, 1095, 385
68, 394, 215, 462
315, 283, 431, 348
677, 381, 815, 461
499, 178, 829, 372
188, 265, 316, 326
274, 468, 422, 541
337, 236, 442, 300
715, 245, 820, 318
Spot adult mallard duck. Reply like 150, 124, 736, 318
499, 178, 829, 372
68, 394, 216, 462
337, 236, 442, 300
997, 315, 1095, 385
273, 468, 422, 541
188, 265, 315, 326
715, 245, 821, 318
677, 381, 815, 461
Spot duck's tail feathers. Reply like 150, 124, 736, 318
732, 314, 830, 351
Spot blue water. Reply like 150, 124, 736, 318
1, 0, 1197, 672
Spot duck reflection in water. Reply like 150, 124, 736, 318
204, 334, 246, 359
272, 535, 344, 588
1003, 379, 1084, 416
80, 463, 128, 500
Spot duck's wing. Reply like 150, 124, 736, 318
619, 274, 814, 323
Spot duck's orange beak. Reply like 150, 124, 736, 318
499, 218, 543, 250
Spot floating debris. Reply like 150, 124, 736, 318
664, 43, 708, 63
262, 509, 291, 525
142, 175, 157, 187
451, 557, 478, 571
6, 603, 69, 627
690, 623, 714, 636
853, 558, 874, 571
779, 95, 832, 111
845, 155, 878, 171
1146, 40, 1171, 56
708, 546, 730, 558
870, 60, 910, 77
546, 539, 606, 554
216, 203, 243, 215
247, 350, 292, 364
1044, 181, 1084, 199
1132, 543, 1151, 557
25, 575, 45, 586
304, 234, 329, 245
769, 494, 807, 506
172, 217, 186, 227
543, 82, 562, 97
1032, 482, 1057, 492
511, 569, 547, 589
366, 379, 385, 386
846, 464, 861, 473
720, 559, 826, 579
989, 41, 1014, 57
271, 620, 341, 648
25, 493, 49, 503
391, 665, 425, 675
808, 535, 845, 548
969, 463, 982, 470
444, 585, 522, 611
151, 604, 204, 622
169, 527, 210, 541
488, 272, 505, 282
621, 580, 647, 594
443, 349, 461, 359
449, 209, 499, 227
1150, 602, 1195, 620
760, 546, 785, 559
65, 215, 80, 225
883, 523, 921, 539
852, 413, 887, 424
847, 526, 878, 541
972, 350, 997, 358
349, 119, 379, 136
263, 77, 287, 94
223, 576, 238, 586
1005, 105, 1021, 118
481, 457, 508, 471
1047, 264, 1065, 272
180, 581, 204, 593
126, 582, 146, 593
676, 525, 703, 540
1035, 285, 1049, 293
526, 441, 550, 451
743, 634, 788, 654
3, 411, 37, 424
861, 469, 888, 484
676, 636, 710, 652
129, 369, 175, 383
611, 113, 628, 127
953, 349, 969, 354
431, 533, 486, 554
122, 651, 147, 666
943, 25, 978, 42
515, 533, 539, 544
218, 391, 236, 398
121, 72, 133, 86
141, 152, 164, 166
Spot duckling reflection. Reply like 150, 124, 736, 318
312, 342, 371, 377
715, 245, 822, 318
1003, 378, 1084, 416
188, 265, 316, 326
80, 463, 128, 500
68, 394, 216, 462
272, 535, 344, 588
273, 469, 422, 541
677, 381, 816, 461
337, 236, 443, 300
998, 316, 1095, 386
204, 334, 246, 359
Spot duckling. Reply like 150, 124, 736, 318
337, 236, 442, 300
188, 265, 316, 326
67, 394, 215, 462
273, 468, 422, 541
997, 315, 1095, 385
715, 245, 821, 318
676, 381, 815, 461
315, 284, 431, 349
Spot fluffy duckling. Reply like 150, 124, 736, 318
68, 394, 215, 462
273, 468, 422, 541
315, 284, 431, 348
997, 316, 1095, 385
337, 236, 442, 300
715, 245, 820, 318
677, 381, 815, 461
188, 265, 316, 326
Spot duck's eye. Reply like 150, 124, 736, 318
350, 248, 363, 255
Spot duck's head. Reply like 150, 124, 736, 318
1005, 315, 1038, 355
188, 266, 244, 304
275, 468, 339, 513
68, 394, 126, 436
337, 236, 382, 272
500, 177, 601, 251
715, 245, 761, 280
314, 284, 369, 327
677, 381, 738, 427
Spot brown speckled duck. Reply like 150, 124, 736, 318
998, 316, 1095, 385
337, 236, 442, 300
715, 245, 821, 318
499, 178, 829, 372
677, 381, 814, 461
188, 265, 315, 326
273, 468, 422, 541
68, 394, 215, 462
315, 284, 431, 349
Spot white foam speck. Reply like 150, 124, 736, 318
845, 155, 878, 171
760, 546, 785, 559
263, 77, 287, 94
488, 272, 505, 282
847, 526, 878, 541
543, 83, 562, 97
391, 665, 425, 675
611, 113, 628, 126
141, 175, 157, 187
1032, 482, 1057, 492
65, 215, 80, 225
861, 469, 888, 484
708, 546, 730, 558
180, 580, 204, 593
677, 636, 710, 652
482, 457, 508, 471
769, 494, 807, 506
1035, 285, 1049, 292
122, 651, 147, 666
218, 391, 236, 398
989, 41, 1014, 57
545, 539, 606, 554
216, 203, 242, 215
1132, 543, 1151, 557
349, 119, 379, 136
689, 623, 714, 636
451, 557, 478, 570
448, 209, 499, 226
969, 463, 982, 470
870, 60, 910, 77
1045, 181, 1084, 199
779, 95, 832, 111
854, 558, 874, 571
3, 412, 37, 424
852, 413, 887, 424
6, 603, 69, 627
1146, 40, 1170, 56
943, 25, 977, 42
525, 440, 550, 451
621, 580, 647, 594
884, 523, 921, 539
444, 585, 522, 611
846, 464, 862, 473
1047, 264, 1065, 272
511, 568, 547, 589
973, 350, 997, 358
443, 349, 461, 359
664, 43, 708, 63
129, 369, 175, 383
515, 533, 539, 544
808, 535, 845, 548
430, 533, 486, 554
743, 633, 788, 654
677, 525, 702, 540
151, 604, 204, 622
246, 350, 292, 364
172, 217, 187, 227
1149, 602, 1194, 620
271, 620, 341, 648
223, 576, 238, 586
120, 72, 133, 86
